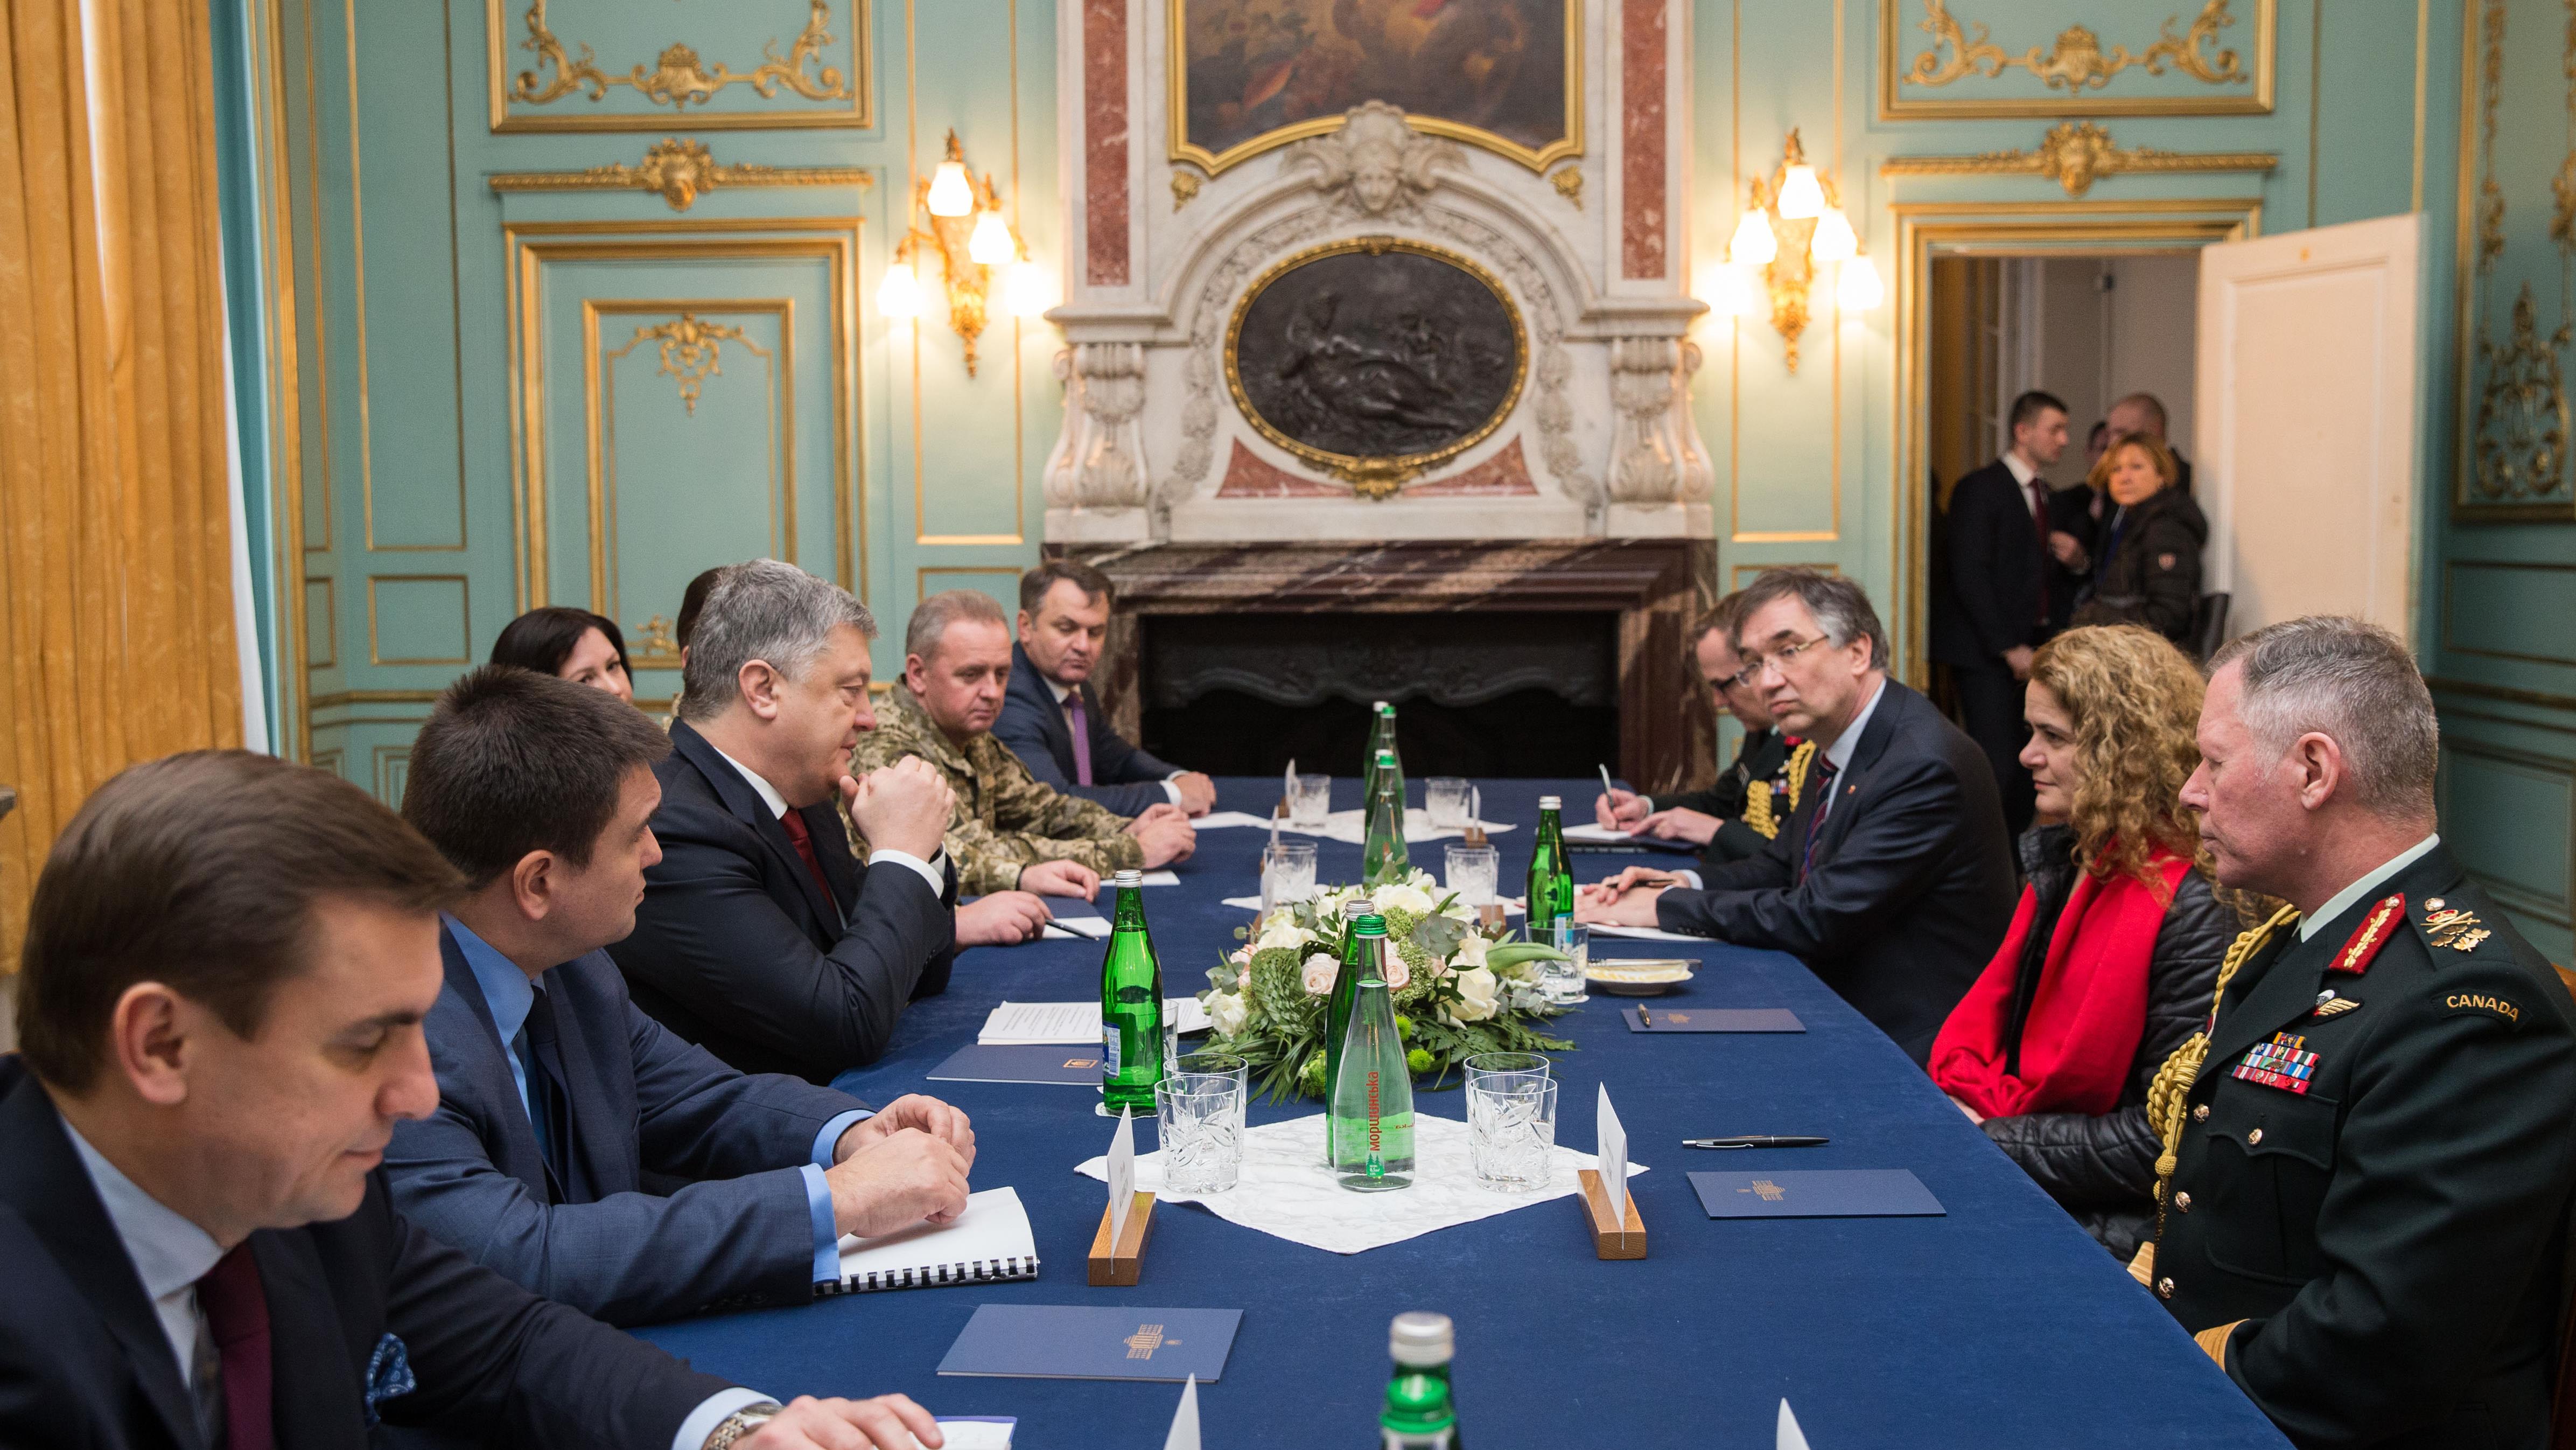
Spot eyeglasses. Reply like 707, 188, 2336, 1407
1730, 635, 1831, 689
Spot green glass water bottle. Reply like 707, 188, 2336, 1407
1326, 912, 1388, 1100
1362, 751, 1410, 888
1098, 868, 1165, 1114
1329, 959, 1415, 1190
1364, 701, 1402, 803
1378, 1312, 1462, 1449
1527, 794, 1574, 938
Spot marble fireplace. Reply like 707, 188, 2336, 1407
1044, 1, 1714, 786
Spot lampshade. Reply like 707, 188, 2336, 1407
1836, 253, 1884, 311
1727, 208, 1777, 266
876, 260, 925, 319
968, 211, 1015, 266
1808, 207, 1857, 263
1776, 164, 1824, 220
1002, 259, 1053, 317
926, 160, 974, 217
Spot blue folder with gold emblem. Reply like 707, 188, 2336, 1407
927, 1043, 1108, 1086
937, 1305, 1243, 1383
1688, 1169, 1945, 1218
1622, 1007, 1803, 1033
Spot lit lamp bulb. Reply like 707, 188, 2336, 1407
1003, 259, 1053, 317
1727, 208, 1777, 266
876, 259, 925, 319
926, 159, 974, 217
1836, 253, 1884, 311
1808, 206, 1857, 263
1776, 163, 1824, 220
967, 211, 1014, 266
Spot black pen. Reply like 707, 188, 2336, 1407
1683, 1135, 1829, 1149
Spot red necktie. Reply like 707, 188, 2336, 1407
198, 1244, 274, 1450
775, 807, 837, 909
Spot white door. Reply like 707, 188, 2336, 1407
2196, 212, 2424, 641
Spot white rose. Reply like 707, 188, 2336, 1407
1256, 913, 1313, 953
1228, 946, 1253, 967
1301, 952, 1339, 996
1208, 991, 1249, 1036
1375, 882, 1434, 917
1450, 933, 1490, 970
1382, 949, 1411, 991
1444, 967, 1499, 1023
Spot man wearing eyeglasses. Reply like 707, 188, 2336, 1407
1577, 568, 2017, 1065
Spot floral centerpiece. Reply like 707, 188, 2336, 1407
1198, 868, 1574, 1103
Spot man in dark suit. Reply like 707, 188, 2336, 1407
388, 666, 975, 1328
1579, 570, 2018, 1065
993, 559, 1215, 818
1931, 389, 2077, 836
1593, 594, 1804, 872
609, 559, 979, 1082
2147, 617, 2576, 1448
0, 750, 948, 1450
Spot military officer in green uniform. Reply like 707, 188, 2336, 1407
853, 590, 1196, 900
1594, 595, 1812, 870
2139, 615, 2576, 1448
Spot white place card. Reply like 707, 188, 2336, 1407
1597, 1084, 1629, 1223
1108, 1107, 1136, 1244
1778, 1399, 1811, 1450
1163, 1375, 1201, 1450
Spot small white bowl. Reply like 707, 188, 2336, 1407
1583, 958, 1697, 996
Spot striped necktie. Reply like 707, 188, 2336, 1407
1800, 758, 1843, 882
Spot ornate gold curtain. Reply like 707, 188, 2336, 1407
0, 0, 242, 963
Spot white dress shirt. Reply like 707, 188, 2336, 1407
1671, 677, 1885, 891
1046, 677, 1184, 806
706, 742, 947, 897
2297, 834, 2442, 941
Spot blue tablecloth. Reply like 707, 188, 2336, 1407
641, 777, 2287, 1448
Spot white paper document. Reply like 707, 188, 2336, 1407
1586, 922, 1707, 942
926, 1422, 1014, 1450
1597, 1084, 1629, 1222
1276, 807, 1515, 845
833, 1186, 1039, 1293
1140, 870, 1183, 886
1108, 1109, 1137, 1243
1561, 821, 1644, 843
1193, 811, 1279, 829
978, 999, 1209, 1045
1040, 917, 1111, 940
1076, 1112, 1646, 1254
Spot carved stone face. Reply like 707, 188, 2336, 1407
1353, 149, 1403, 213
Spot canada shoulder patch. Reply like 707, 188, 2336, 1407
2443, 991, 2523, 1026
2157, 552, 2179, 571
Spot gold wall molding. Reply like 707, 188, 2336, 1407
1551, 167, 1584, 207
365, 575, 473, 666
620, 313, 758, 414
1879, 0, 2274, 118
2453, 0, 2576, 520
489, 137, 871, 212
1880, 121, 2276, 198
489, 0, 872, 132
1170, 168, 1202, 211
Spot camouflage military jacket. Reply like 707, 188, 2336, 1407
848, 683, 1143, 894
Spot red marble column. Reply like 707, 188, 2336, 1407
1083, 0, 1130, 288
1621, 0, 1668, 281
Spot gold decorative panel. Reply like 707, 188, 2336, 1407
487, 0, 873, 132
2453, 0, 2576, 520
1880, 121, 2276, 198
1878, 0, 2276, 118
488, 138, 872, 212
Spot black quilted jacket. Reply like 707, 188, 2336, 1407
1978, 825, 2241, 1260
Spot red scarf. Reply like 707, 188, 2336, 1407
1930, 851, 2190, 1120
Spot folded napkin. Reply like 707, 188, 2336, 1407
1275, 808, 1516, 846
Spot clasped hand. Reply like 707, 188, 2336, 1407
841, 757, 954, 861
826, 1094, 976, 1239
1124, 803, 1196, 868
1573, 866, 1681, 926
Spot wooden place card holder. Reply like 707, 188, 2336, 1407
1577, 1169, 1646, 1259
1088, 1191, 1156, 1285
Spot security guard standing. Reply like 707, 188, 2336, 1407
2136, 618, 2576, 1449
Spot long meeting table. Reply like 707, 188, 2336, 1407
640, 776, 2290, 1448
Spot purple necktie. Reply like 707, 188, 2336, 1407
1066, 694, 1095, 786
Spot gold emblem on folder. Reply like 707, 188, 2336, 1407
1125, 1324, 1183, 1359
1737, 1180, 1787, 1202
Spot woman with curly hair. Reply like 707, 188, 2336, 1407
1928, 624, 2245, 1259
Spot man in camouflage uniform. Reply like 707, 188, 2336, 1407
2139, 616, 2576, 1449
853, 590, 1195, 896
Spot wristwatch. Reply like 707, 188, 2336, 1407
703, 1402, 783, 1450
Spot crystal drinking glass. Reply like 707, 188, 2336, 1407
1462, 1050, 1551, 1095
1262, 841, 1318, 915
1467, 1075, 1558, 1193
1288, 772, 1333, 829
1536, 921, 1588, 1002
1443, 844, 1499, 909
1425, 778, 1473, 830
1156, 1073, 1246, 1194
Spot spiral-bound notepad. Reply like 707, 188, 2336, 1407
825, 1186, 1041, 1296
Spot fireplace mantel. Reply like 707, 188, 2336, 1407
1060, 539, 1716, 791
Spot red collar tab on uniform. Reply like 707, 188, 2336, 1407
2328, 894, 2406, 975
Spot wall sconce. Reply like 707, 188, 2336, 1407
876, 129, 1052, 376
1716, 129, 1880, 372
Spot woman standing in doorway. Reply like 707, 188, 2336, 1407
2072, 431, 2203, 647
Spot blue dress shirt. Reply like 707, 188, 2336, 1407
440, 916, 867, 1284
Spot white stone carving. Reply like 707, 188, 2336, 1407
1282, 101, 1464, 219
1043, 342, 1152, 512
1606, 337, 1713, 505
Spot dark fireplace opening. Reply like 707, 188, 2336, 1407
1136, 611, 1619, 778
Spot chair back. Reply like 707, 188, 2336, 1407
2190, 592, 2231, 662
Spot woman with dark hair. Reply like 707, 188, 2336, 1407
489, 605, 633, 703
1929, 624, 2245, 1260
2072, 430, 2204, 646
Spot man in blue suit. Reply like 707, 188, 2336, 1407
993, 559, 1215, 817
387, 665, 977, 1328
1, 749, 951, 1450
